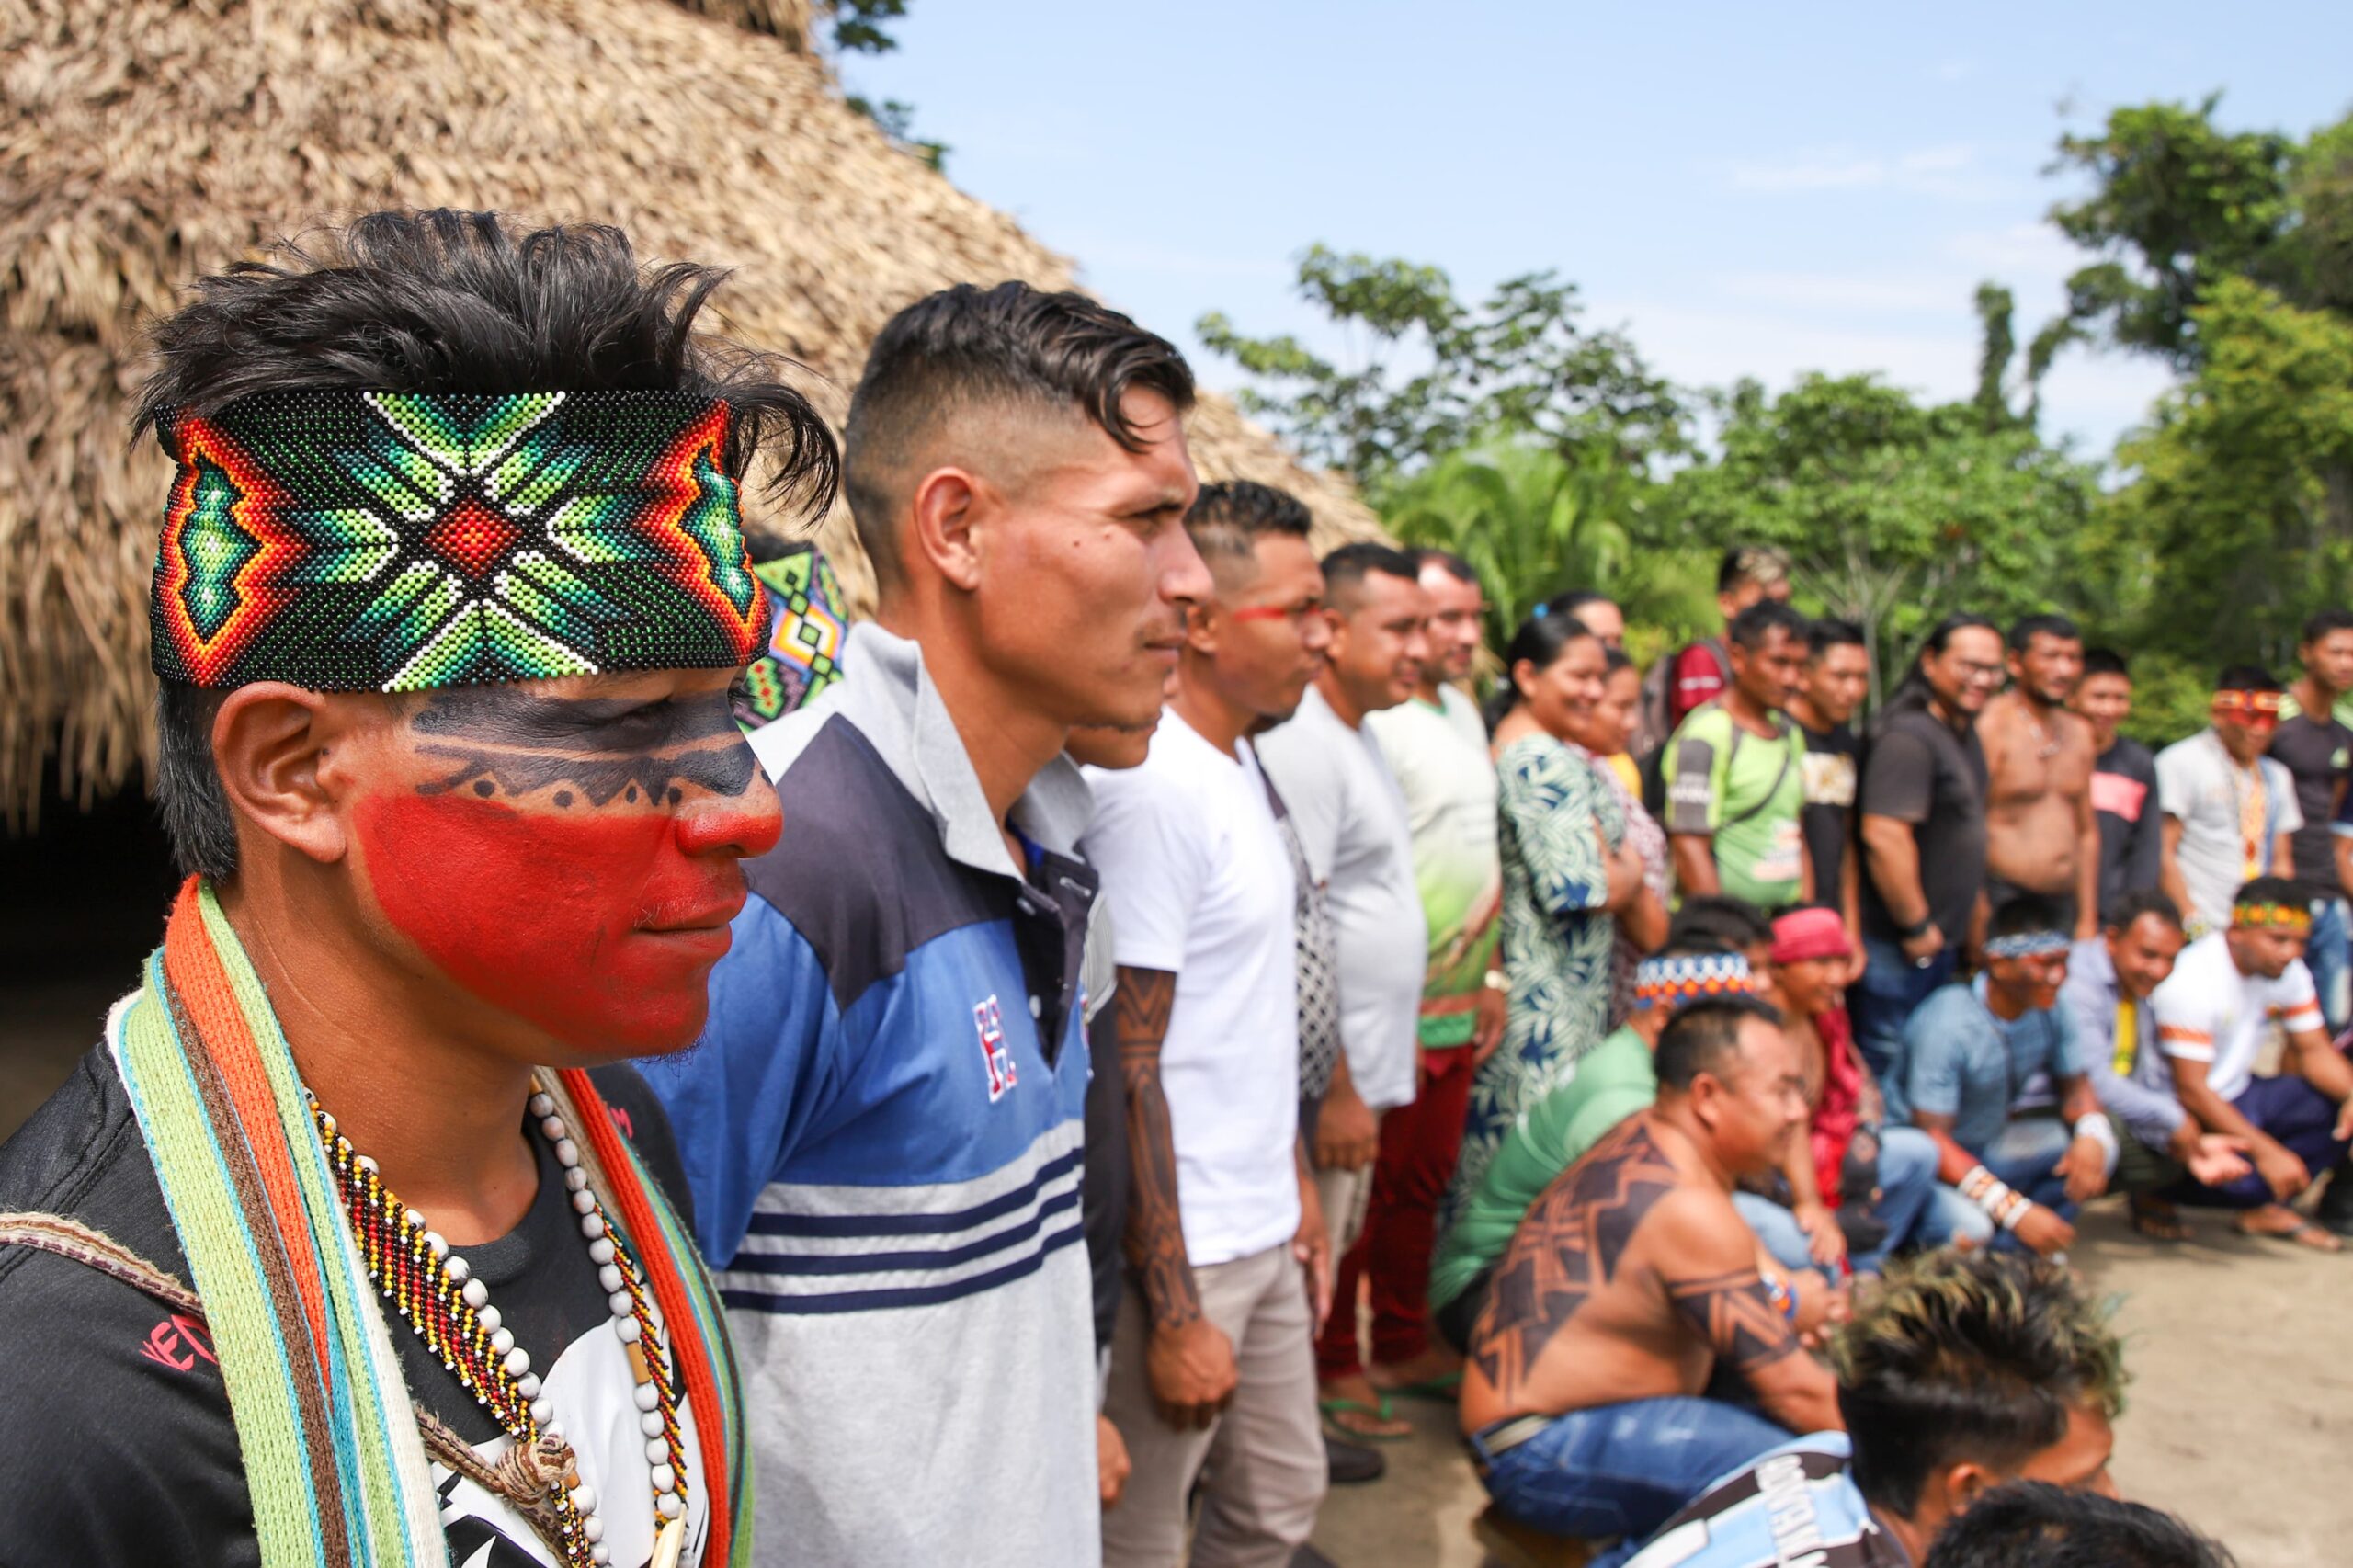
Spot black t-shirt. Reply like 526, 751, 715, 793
0, 1048, 700, 1568
1857, 704, 1988, 943
2092, 736, 2164, 921
2268, 712, 2352, 890
1798, 720, 1861, 909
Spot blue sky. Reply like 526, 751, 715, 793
846, 2, 2352, 460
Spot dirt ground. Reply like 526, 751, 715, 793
1309, 1198, 2350, 1568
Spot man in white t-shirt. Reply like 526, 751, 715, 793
1258, 543, 1432, 1440
1084, 480, 1336, 1564
2155, 666, 2302, 934
2146, 876, 2353, 1250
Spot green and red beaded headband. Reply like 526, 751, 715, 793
151, 390, 771, 692
2234, 900, 2312, 936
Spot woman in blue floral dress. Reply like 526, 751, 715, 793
1444, 609, 1651, 1228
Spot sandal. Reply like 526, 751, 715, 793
2234, 1209, 2345, 1253
1319, 1394, 1412, 1442
2129, 1198, 2194, 1243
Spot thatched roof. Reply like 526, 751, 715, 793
0, 0, 1381, 824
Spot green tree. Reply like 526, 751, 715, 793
826, 0, 949, 170
2047, 96, 2300, 368
1669, 374, 2100, 695
1381, 435, 1711, 653
2097, 278, 2353, 666
1197, 246, 1686, 495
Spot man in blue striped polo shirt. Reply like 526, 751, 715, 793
643, 283, 1211, 1567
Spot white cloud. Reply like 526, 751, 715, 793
1724, 142, 2014, 200
1720, 272, 1965, 313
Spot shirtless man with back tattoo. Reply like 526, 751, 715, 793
1461, 998, 1843, 1557
1981, 615, 2101, 942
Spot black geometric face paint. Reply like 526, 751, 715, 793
409, 687, 758, 805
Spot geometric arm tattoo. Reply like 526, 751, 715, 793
1665, 1267, 1802, 1377
1114, 967, 1201, 1331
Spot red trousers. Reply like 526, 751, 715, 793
1315, 1045, 1476, 1381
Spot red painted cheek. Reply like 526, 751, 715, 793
355, 793, 750, 1054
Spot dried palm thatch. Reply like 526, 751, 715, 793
0, 0, 1381, 825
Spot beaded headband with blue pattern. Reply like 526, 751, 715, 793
150, 391, 770, 692
1983, 931, 2072, 960
1632, 951, 1757, 1012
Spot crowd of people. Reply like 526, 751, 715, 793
0, 209, 2306, 1568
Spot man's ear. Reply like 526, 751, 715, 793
1940, 1460, 1999, 1515
210, 684, 352, 866
1185, 599, 1220, 656
905, 467, 988, 594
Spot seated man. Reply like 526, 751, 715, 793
1617, 1250, 2127, 1568
2146, 877, 2353, 1249
1428, 941, 1760, 1355
1741, 907, 1940, 1277
2061, 890, 2254, 1240
1460, 998, 1842, 1551
1896, 896, 2114, 1256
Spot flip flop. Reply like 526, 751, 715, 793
1319, 1395, 1412, 1442
2234, 1212, 2345, 1253
1375, 1370, 1463, 1401
2129, 1199, 2193, 1243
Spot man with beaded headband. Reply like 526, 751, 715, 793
1893, 895, 2114, 1258
0, 210, 835, 1568
2143, 874, 2353, 1247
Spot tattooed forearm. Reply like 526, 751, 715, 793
1115, 966, 1200, 1331
1666, 1267, 1802, 1376
409, 687, 756, 804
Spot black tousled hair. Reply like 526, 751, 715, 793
1922, 1483, 2234, 1568
1807, 619, 1866, 659
2007, 613, 2082, 653
2081, 647, 2130, 681
1544, 588, 1618, 622
1987, 893, 2069, 945
2214, 663, 2281, 695
2300, 608, 2353, 645
140, 210, 840, 882
2106, 889, 2184, 937
1881, 613, 2000, 722
1667, 893, 1774, 952
1727, 597, 1806, 652
844, 280, 1194, 593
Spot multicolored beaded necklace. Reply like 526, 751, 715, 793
311, 1077, 692, 1568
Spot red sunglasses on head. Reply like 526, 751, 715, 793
2213, 691, 2284, 722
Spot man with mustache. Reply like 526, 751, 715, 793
0, 210, 829, 1568
645, 283, 1212, 1566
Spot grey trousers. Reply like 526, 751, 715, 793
1100, 1242, 1328, 1567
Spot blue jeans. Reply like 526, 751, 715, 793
1854, 1125, 1940, 1270
1472, 1396, 1790, 1551
2309, 898, 2351, 1037
1730, 1192, 1822, 1278
1851, 938, 1957, 1093
2163, 1074, 2351, 1210
1929, 1117, 2075, 1251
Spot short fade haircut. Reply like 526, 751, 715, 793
1654, 995, 1784, 1092
1668, 893, 1774, 953
1415, 548, 1480, 587
1832, 1251, 2126, 1518
136, 209, 839, 882
1807, 619, 1866, 659
843, 281, 1195, 595
1718, 544, 1790, 595
2301, 608, 2353, 645
1988, 892, 2070, 945
2081, 647, 2130, 681
1727, 597, 1807, 652
1185, 480, 1312, 590
2008, 613, 2082, 653
1922, 1483, 2233, 1568
1321, 541, 1423, 613
2107, 888, 2184, 936
2214, 663, 2281, 695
